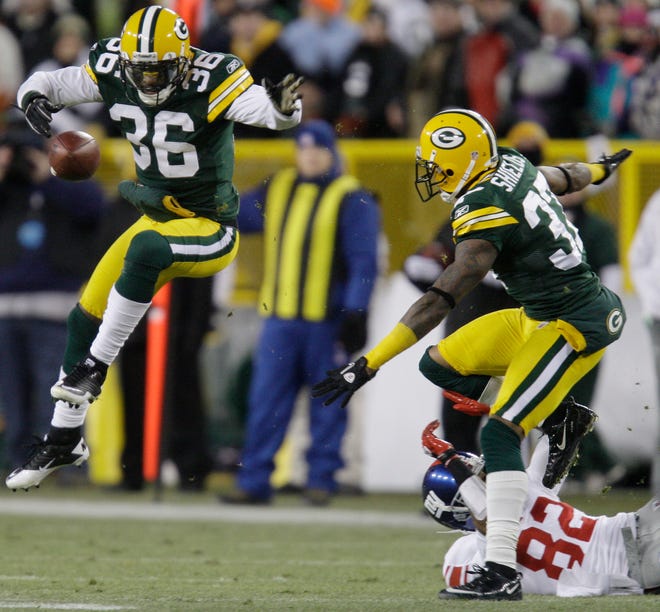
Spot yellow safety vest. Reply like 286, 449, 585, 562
259, 168, 361, 321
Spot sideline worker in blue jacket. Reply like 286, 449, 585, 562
222, 119, 381, 505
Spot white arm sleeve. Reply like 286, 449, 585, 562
17, 65, 102, 108
457, 475, 487, 521
224, 83, 301, 130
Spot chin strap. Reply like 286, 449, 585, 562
444, 152, 478, 204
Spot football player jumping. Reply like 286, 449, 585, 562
421, 420, 660, 597
5, 5, 302, 491
313, 108, 631, 600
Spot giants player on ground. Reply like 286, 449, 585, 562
422, 420, 660, 597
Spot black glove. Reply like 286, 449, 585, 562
262, 73, 303, 115
311, 356, 376, 408
591, 148, 632, 185
22, 92, 63, 138
337, 311, 368, 354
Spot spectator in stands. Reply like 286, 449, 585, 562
406, 0, 469, 138
585, 0, 623, 57
0, 120, 107, 470
279, 0, 361, 121
372, 0, 433, 60
506, 0, 593, 138
3, 0, 62, 74
462, 0, 540, 134
629, 7, 660, 139
199, 0, 237, 53
30, 14, 104, 134
0, 19, 23, 116
221, 120, 381, 506
589, 0, 654, 136
335, 6, 408, 138
225, 0, 298, 138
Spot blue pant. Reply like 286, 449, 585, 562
237, 318, 348, 498
0, 318, 67, 467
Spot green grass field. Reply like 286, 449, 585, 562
0, 481, 655, 611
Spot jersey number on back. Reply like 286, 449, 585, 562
517, 496, 597, 579
522, 174, 585, 271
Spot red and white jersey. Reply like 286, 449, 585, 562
443, 438, 643, 597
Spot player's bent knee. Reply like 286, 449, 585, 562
125, 230, 173, 270
419, 347, 490, 398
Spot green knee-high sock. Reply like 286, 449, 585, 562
62, 305, 101, 372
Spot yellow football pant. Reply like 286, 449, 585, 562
79, 215, 239, 318
437, 308, 604, 435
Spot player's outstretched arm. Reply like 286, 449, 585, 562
539, 149, 632, 196
312, 239, 496, 407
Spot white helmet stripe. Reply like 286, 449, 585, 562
456, 109, 497, 159
139, 5, 160, 54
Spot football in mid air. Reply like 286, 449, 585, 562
49, 130, 101, 181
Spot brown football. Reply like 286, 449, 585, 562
48, 130, 101, 181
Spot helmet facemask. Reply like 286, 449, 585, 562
415, 150, 481, 204
119, 54, 190, 106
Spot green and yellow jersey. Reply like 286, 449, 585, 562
450, 147, 602, 321
85, 38, 255, 223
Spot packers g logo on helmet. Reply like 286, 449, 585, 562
119, 5, 193, 106
415, 109, 500, 204
173, 17, 189, 41
430, 127, 466, 150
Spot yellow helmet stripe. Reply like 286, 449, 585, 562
208, 67, 254, 121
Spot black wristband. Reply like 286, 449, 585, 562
554, 166, 573, 196
426, 286, 456, 309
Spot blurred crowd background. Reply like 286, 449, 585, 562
0, 0, 658, 496
4, 0, 660, 140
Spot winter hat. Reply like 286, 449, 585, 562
295, 120, 337, 151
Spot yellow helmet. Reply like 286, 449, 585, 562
119, 5, 193, 105
415, 109, 499, 204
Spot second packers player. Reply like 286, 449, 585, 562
6, 5, 302, 491
312, 109, 631, 600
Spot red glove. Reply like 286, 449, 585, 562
421, 420, 456, 461
442, 390, 490, 416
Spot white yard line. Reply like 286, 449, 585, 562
0, 497, 431, 529
0, 604, 135, 610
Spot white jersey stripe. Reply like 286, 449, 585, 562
500, 342, 574, 422
169, 227, 235, 257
